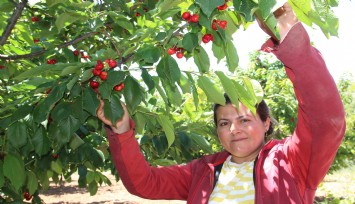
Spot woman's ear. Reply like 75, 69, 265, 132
264, 117, 271, 132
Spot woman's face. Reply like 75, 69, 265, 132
216, 102, 270, 164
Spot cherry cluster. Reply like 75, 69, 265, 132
46, 58, 57, 65
89, 59, 124, 92
167, 3, 230, 56
181, 11, 199, 23
202, 34, 214, 44
212, 19, 227, 30
167, 46, 185, 58
23, 191, 32, 201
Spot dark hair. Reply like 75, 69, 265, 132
213, 94, 274, 136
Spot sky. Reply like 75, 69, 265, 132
232, 0, 355, 82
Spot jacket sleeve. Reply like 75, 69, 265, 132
265, 23, 346, 191
105, 119, 193, 200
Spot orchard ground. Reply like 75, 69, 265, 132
39, 166, 355, 204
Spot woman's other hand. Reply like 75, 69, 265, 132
96, 99, 131, 134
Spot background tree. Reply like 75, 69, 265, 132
0, 0, 339, 202
243, 51, 355, 174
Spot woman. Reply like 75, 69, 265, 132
97, 3, 346, 203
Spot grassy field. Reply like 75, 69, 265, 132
315, 165, 355, 204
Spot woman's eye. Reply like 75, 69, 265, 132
241, 119, 250, 123
219, 121, 229, 127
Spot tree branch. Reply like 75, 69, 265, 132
0, 0, 28, 46
0, 31, 100, 60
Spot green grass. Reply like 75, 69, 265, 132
315, 165, 355, 204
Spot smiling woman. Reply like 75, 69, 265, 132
96, 3, 346, 204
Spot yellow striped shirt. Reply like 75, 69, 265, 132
209, 156, 255, 204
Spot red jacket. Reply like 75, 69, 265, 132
106, 23, 346, 204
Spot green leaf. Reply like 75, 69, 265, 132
215, 71, 239, 105
10, 104, 32, 125
186, 73, 199, 110
60, 65, 81, 76
104, 94, 124, 126
27, 171, 38, 195
190, 133, 213, 154
134, 45, 161, 63
224, 39, 239, 72
108, 12, 134, 32
193, 46, 210, 73
52, 115, 81, 145
156, 55, 181, 84
195, 0, 225, 17
182, 33, 198, 52
141, 68, 155, 92
98, 71, 126, 100
157, 115, 175, 148
233, 80, 256, 114
86, 171, 95, 184
197, 76, 225, 105
33, 83, 66, 123
164, 84, 183, 106
250, 79, 264, 103
32, 126, 51, 156
123, 76, 144, 113
212, 41, 226, 63
55, 12, 88, 32
88, 181, 98, 196
3, 153, 25, 191
83, 88, 100, 116
69, 134, 85, 150
7, 121, 28, 149
51, 160, 62, 175
233, 0, 258, 22
46, 0, 64, 7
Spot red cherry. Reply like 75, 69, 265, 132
190, 14, 199, 23
95, 63, 104, 70
92, 68, 101, 76
108, 59, 117, 68
45, 89, 52, 94
90, 80, 99, 89
143, 7, 148, 12
135, 12, 141, 17
51, 154, 59, 159
34, 38, 40, 43
176, 52, 184, 59
217, 3, 228, 11
114, 83, 125, 91
167, 48, 176, 55
73, 50, 79, 56
0, 65, 5, 69
31, 16, 39, 22
177, 47, 184, 53
181, 11, 191, 20
219, 20, 227, 30
99, 71, 108, 81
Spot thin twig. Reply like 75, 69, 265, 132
0, 31, 100, 60
0, 0, 28, 46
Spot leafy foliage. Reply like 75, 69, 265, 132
0, 0, 340, 202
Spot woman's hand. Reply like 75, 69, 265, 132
96, 99, 131, 134
274, 2, 299, 42
257, 2, 299, 43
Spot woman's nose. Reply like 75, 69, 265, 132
230, 121, 241, 134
